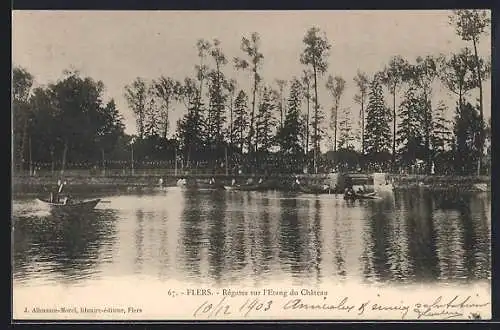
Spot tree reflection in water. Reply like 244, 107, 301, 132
13, 209, 118, 284
13, 189, 491, 286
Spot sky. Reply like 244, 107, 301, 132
12, 10, 491, 137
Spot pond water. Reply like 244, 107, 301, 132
12, 188, 491, 288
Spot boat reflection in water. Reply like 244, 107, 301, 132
13, 204, 118, 285
12, 188, 490, 288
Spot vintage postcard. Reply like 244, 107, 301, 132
12, 10, 491, 321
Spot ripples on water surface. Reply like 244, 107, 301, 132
12, 188, 491, 288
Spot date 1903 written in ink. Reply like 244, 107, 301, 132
193, 296, 273, 318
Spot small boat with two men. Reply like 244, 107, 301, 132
36, 180, 101, 215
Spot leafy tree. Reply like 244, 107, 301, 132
353, 70, 370, 155
431, 101, 454, 172
254, 87, 275, 169
232, 90, 249, 155
20, 70, 125, 174
95, 99, 126, 173
396, 87, 426, 167
275, 79, 287, 128
143, 89, 160, 138
300, 27, 331, 173
176, 76, 205, 167
124, 77, 148, 139
234, 32, 264, 156
438, 48, 477, 108
453, 102, 482, 174
276, 78, 304, 171
28, 87, 57, 170
325, 75, 346, 153
152, 76, 182, 139
12, 66, 34, 171
337, 107, 354, 151
406, 56, 439, 173
365, 76, 392, 168
176, 107, 205, 167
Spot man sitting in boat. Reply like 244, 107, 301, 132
231, 178, 236, 186
344, 176, 356, 198
258, 178, 263, 184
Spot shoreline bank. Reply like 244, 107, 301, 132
12, 173, 491, 196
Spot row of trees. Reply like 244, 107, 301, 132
122, 10, 490, 175
12, 68, 127, 174
12, 10, 491, 176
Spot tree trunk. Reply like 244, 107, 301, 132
305, 93, 310, 158
313, 63, 318, 174
20, 114, 28, 173
249, 67, 258, 165
28, 135, 32, 176
50, 147, 55, 176
361, 95, 365, 155
60, 139, 68, 177
333, 100, 338, 153
229, 94, 234, 146
392, 87, 396, 172
425, 96, 432, 175
472, 39, 484, 175
163, 101, 170, 139
101, 148, 106, 176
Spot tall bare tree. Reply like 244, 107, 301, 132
325, 75, 346, 154
234, 32, 264, 158
195, 39, 212, 110
301, 69, 313, 158
450, 10, 491, 174
300, 27, 331, 173
380, 56, 408, 171
354, 70, 369, 155
224, 78, 237, 145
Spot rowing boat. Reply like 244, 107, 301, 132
36, 198, 101, 213
223, 183, 272, 191
344, 192, 379, 200
298, 185, 339, 194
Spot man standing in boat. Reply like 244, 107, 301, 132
51, 180, 67, 203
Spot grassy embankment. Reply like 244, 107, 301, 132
12, 170, 490, 196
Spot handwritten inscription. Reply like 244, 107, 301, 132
189, 290, 489, 320
193, 296, 273, 318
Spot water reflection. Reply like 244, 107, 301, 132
12, 189, 491, 287
13, 208, 117, 284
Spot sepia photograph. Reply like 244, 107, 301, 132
12, 10, 491, 321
